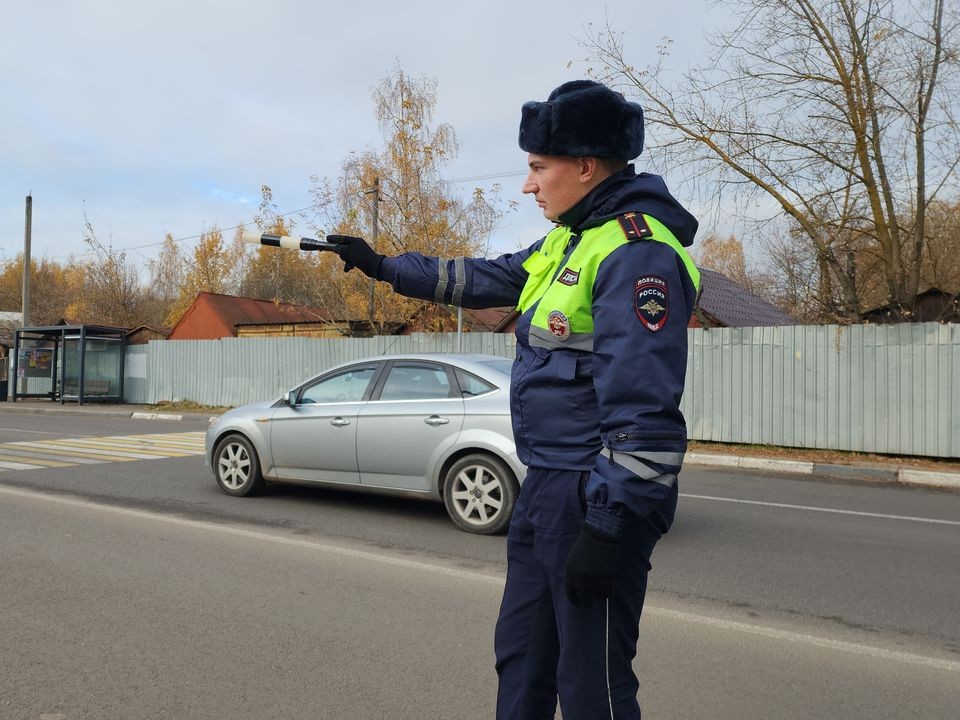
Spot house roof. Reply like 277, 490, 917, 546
862, 285, 957, 314
461, 307, 517, 332
862, 286, 959, 322
196, 292, 334, 329
696, 268, 796, 327
125, 324, 172, 336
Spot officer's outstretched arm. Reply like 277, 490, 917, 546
376, 239, 544, 310
582, 239, 697, 539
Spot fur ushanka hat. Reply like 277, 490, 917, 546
518, 80, 644, 160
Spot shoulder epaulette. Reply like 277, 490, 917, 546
617, 212, 653, 241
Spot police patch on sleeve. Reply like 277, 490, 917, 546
634, 276, 668, 332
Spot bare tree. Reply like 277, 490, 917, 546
73, 218, 148, 327
583, 0, 959, 321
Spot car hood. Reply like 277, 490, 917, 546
219, 398, 280, 419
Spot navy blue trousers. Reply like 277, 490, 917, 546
494, 468, 672, 720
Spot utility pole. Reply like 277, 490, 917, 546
22, 194, 32, 327
367, 177, 380, 330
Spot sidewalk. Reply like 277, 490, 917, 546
0, 400, 219, 422
2, 400, 959, 492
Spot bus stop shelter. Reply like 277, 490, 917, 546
11, 324, 126, 405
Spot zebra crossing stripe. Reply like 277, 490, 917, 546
127, 432, 205, 444
93, 437, 204, 452
0, 447, 103, 465
2, 443, 139, 463
10, 440, 166, 460
0, 431, 208, 469
76, 433, 205, 452
6, 453, 103, 465
0, 453, 73, 468
48, 439, 195, 457
0, 459, 50, 470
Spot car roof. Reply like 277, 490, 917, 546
324, 353, 512, 382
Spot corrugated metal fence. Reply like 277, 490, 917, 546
125, 324, 960, 458
125, 333, 517, 408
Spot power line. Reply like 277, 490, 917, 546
120, 204, 317, 252
48, 168, 526, 261
443, 170, 526, 184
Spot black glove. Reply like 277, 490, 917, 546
328, 235, 385, 279
564, 525, 621, 608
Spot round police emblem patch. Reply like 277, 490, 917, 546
547, 310, 571, 340
634, 276, 668, 332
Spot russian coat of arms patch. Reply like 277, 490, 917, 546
634, 276, 668, 332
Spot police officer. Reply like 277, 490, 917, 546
331, 79, 699, 719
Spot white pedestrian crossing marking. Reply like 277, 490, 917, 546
0, 432, 205, 471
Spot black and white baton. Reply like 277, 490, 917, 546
240, 230, 344, 252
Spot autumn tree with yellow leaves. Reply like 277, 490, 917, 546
238, 186, 325, 307
155, 227, 244, 327
0, 255, 81, 325
310, 64, 509, 333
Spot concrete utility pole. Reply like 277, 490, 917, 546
22, 194, 32, 327
367, 177, 380, 329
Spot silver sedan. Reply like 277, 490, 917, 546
205, 353, 524, 534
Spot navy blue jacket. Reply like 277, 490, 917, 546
379, 167, 698, 538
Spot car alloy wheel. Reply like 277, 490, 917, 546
213, 433, 264, 497
443, 454, 518, 535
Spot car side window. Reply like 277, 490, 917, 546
454, 368, 497, 397
378, 363, 452, 401
300, 366, 377, 404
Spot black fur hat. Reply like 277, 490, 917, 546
518, 80, 644, 160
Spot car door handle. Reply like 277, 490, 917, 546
330, 417, 351, 427
424, 415, 450, 426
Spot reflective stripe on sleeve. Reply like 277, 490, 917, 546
626, 449, 685, 467
599, 447, 678, 486
452, 256, 466, 307
433, 257, 449, 303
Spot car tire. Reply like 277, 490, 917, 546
443, 453, 518, 535
213, 433, 265, 497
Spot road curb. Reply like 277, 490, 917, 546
1, 404, 216, 422
130, 412, 184, 421
813, 463, 899, 483
686, 453, 813, 475
897, 469, 960, 490
0, 406, 133, 418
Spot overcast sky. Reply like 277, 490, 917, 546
1, 0, 725, 274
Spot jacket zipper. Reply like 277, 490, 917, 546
614, 432, 681, 442
607, 432, 683, 465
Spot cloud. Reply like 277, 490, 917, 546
206, 186, 254, 205
0, 0, 719, 265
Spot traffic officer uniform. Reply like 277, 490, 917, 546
333, 80, 700, 719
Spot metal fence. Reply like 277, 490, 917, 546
124, 323, 960, 458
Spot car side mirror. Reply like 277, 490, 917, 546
288, 390, 298, 408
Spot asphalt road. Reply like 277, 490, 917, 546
0, 411, 958, 718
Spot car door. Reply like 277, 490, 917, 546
356, 360, 465, 492
269, 363, 381, 484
